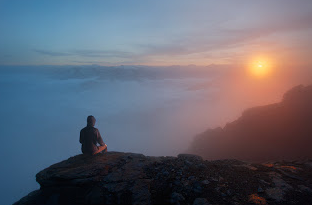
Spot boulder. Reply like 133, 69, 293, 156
14, 152, 312, 205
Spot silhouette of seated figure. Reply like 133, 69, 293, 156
80, 115, 107, 155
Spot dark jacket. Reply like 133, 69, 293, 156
80, 121, 105, 155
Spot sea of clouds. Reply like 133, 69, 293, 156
0, 65, 223, 204
1, 64, 310, 204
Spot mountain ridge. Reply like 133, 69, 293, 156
189, 84, 312, 161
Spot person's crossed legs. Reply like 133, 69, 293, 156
92, 144, 107, 155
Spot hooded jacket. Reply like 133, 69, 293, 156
79, 116, 105, 154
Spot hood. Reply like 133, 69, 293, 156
87, 115, 96, 127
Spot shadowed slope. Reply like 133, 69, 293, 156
189, 84, 312, 161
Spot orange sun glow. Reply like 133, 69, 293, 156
248, 57, 272, 78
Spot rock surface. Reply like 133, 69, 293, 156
14, 152, 312, 205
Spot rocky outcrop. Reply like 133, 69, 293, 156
189, 84, 312, 161
14, 152, 312, 205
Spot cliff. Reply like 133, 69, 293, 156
14, 152, 312, 205
189, 84, 312, 161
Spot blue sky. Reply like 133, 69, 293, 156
1, 0, 312, 66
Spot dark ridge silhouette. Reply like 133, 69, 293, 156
188, 84, 312, 161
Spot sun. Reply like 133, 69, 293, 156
248, 58, 272, 78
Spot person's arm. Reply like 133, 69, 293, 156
96, 129, 105, 146
79, 130, 83, 144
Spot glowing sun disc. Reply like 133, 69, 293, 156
249, 58, 272, 78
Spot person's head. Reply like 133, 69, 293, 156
87, 115, 96, 127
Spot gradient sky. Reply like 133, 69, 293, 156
1, 0, 312, 66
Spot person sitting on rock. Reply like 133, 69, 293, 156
80, 115, 107, 155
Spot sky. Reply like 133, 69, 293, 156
1, 1, 312, 204
1, 0, 312, 66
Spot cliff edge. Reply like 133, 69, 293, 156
14, 152, 312, 205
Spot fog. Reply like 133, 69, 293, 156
189, 84, 312, 161
1, 65, 311, 204
0, 65, 215, 204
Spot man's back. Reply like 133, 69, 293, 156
80, 126, 98, 154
